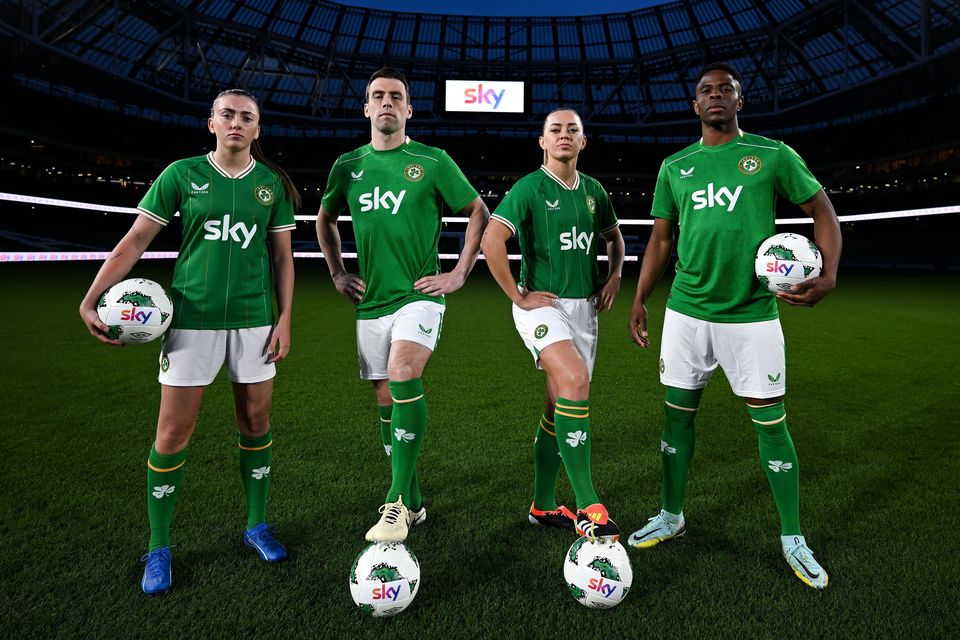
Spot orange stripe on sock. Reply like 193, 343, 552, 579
238, 439, 273, 451
147, 459, 186, 473
554, 409, 589, 419
539, 420, 556, 436
555, 402, 589, 411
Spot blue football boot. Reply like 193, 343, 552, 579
140, 547, 172, 594
244, 523, 288, 563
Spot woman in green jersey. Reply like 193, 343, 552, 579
481, 108, 625, 540
79, 89, 299, 594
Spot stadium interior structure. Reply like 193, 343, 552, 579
1, 0, 958, 269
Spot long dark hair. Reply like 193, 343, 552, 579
212, 89, 302, 211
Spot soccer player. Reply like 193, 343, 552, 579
316, 68, 489, 542
481, 108, 625, 540
79, 89, 298, 594
625, 63, 842, 589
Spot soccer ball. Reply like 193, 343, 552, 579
349, 542, 420, 617
97, 278, 173, 344
754, 232, 822, 292
564, 537, 633, 609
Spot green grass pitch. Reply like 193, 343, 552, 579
2, 262, 957, 638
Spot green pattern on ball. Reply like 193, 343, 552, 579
569, 537, 587, 564
588, 557, 621, 581
568, 583, 586, 601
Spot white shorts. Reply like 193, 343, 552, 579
356, 300, 445, 380
659, 308, 785, 398
512, 298, 598, 378
158, 326, 276, 386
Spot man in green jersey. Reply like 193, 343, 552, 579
626, 63, 842, 589
482, 108, 625, 540
316, 68, 489, 542
80, 89, 298, 594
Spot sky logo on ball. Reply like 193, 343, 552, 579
587, 577, 618, 597
764, 260, 796, 276
371, 582, 403, 601
120, 308, 154, 324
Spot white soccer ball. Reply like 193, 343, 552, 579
97, 278, 173, 344
754, 232, 822, 293
564, 536, 633, 609
349, 542, 420, 617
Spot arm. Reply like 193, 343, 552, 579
316, 205, 365, 303
267, 230, 294, 362
628, 217, 675, 348
414, 196, 490, 296
479, 218, 557, 310
78, 214, 163, 345
777, 189, 842, 307
592, 227, 625, 312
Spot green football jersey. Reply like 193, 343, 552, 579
321, 138, 478, 319
651, 132, 822, 322
138, 153, 295, 329
491, 166, 618, 298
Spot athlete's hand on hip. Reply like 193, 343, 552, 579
414, 271, 465, 296
516, 289, 558, 311
266, 316, 291, 362
776, 275, 836, 307
333, 272, 365, 303
628, 300, 651, 348
591, 274, 621, 312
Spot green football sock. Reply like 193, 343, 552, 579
661, 386, 702, 515
554, 397, 599, 509
146, 446, 187, 551
238, 431, 273, 530
379, 404, 421, 511
749, 402, 801, 536
385, 378, 426, 508
532, 413, 563, 511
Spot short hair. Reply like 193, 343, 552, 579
366, 67, 411, 103
694, 63, 743, 94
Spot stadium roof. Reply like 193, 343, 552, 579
3, 0, 959, 137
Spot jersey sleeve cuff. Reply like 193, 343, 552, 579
489, 214, 516, 236
600, 221, 619, 234
268, 224, 296, 233
137, 207, 169, 226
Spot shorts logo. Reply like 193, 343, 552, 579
659, 358, 665, 374
534, 324, 548, 339
585, 195, 596, 214
739, 155, 762, 175
404, 164, 425, 182
190, 182, 209, 194
768, 372, 782, 383
160, 354, 170, 372
254, 185, 275, 206
418, 323, 433, 336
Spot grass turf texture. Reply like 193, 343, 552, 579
2, 262, 958, 639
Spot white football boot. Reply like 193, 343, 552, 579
365, 497, 409, 543
782, 536, 829, 589
627, 510, 686, 549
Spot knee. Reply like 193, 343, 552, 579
556, 368, 590, 400
155, 419, 194, 453
236, 407, 271, 437
387, 361, 417, 382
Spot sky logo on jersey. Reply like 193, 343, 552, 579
203, 215, 257, 249
119, 308, 154, 325
559, 226, 594, 251
358, 187, 406, 215
587, 577, 618, 598
691, 183, 743, 212
764, 260, 796, 276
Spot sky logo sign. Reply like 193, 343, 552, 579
445, 80, 525, 113
764, 260, 796, 276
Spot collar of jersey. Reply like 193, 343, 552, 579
207, 152, 256, 179
368, 136, 412, 154
697, 130, 745, 152
540, 165, 580, 190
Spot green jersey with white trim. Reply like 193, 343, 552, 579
137, 153, 295, 329
321, 138, 478, 319
651, 132, 822, 322
492, 166, 618, 298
